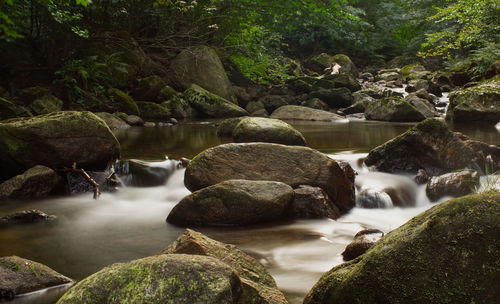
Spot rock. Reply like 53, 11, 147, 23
0, 111, 120, 181
57, 254, 242, 304
161, 229, 288, 304
1, 210, 56, 223
360, 82, 387, 99
167, 179, 294, 226
308, 87, 354, 108
306, 53, 335, 74
0, 165, 60, 200
341, 229, 384, 261
184, 84, 248, 118
258, 95, 288, 112
245, 101, 266, 114
250, 109, 269, 117
107, 88, 140, 115
0, 86, 9, 98
446, 77, 500, 124
0, 97, 19, 121
286, 78, 313, 94
95, 112, 130, 130
360, 72, 374, 82
115, 159, 176, 187
132, 75, 168, 102
405, 95, 439, 118
233, 86, 251, 108
365, 96, 425, 122
0, 256, 72, 300
216, 117, 248, 137
301, 98, 329, 110
118, 113, 144, 126
232, 117, 307, 146
271, 105, 344, 121
332, 54, 358, 78
485, 60, 500, 79
136, 101, 171, 120
364, 118, 500, 175
304, 193, 500, 304
376, 69, 402, 82
170, 46, 237, 103
289, 185, 341, 220
356, 188, 393, 208
414, 169, 430, 185
323, 74, 361, 92
159, 85, 177, 101
30, 94, 63, 115
162, 95, 199, 119
342, 92, 373, 114
184, 143, 355, 212
425, 170, 479, 202
401, 64, 426, 80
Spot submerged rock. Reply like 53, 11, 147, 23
233, 117, 307, 146
364, 96, 426, 122
184, 84, 247, 118
304, 193, 500, 304
167, 179, 294, 226
184, 143, 355, 212
0, 111, 120, 181
425, 170, 479, 202
57, 254, 241, 304
0, 165, 60, 200
341, 229, 384, 261
0, 256, 72, 300
1, 209, 56, 223
270, 105, 344, 121
161, 229, 288, 304
289, 185, 340, 220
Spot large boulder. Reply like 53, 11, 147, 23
271, 105, 344, 121
289, 185, 341, 220
258, 95, 288, 113
304, 193, 500, 304
364, 118, 500, 175
446, 77, 500, 123
0, 165, 60, 200
332, 54, 358, 78
161, 229, 288, 304
57, 254, 242, 304
0, 256, 73, 300
184, 143, 355, 212
0, 111, 120, 181
162, 95, 199, 119
136, 101, 171, 120
170, 46, 237, 103
107, 88, 140, 115
323, 74, 361, 92
308, 87, 354, 108
305, 53, 335, 74
425, 170, 479, 202
184, 84, 247, 118
167, 179, 294, 226
364, 96, 426, 122
232, 117, 307, 146
405, 95, 440, 118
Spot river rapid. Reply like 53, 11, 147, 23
1, 119, 499, 304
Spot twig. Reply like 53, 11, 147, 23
63, 163, 100, 199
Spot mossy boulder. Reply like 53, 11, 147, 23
0, 111, 120, 181
170, 46, 237, 103
286, 78, 313, 94
184, 143, 355, 212
161, 229, 288, 303
95, 112, 130, 130
271, 105, 344, 121
332, 54, 359, 78
245, 101, 266, 114
323, 74, 361, 92
308, 87, 354, 108
167, 179, 294, 226
425, 170, 479, 202
136, 101, 171, 120
446, 77, 500, 124
364, 118, 500, 175
306, 53, 335, 74
216, 117, 248, 137
364, 96, 426, 122
1, 209, 56, 223
258, 95, 288, 113
57, 254, 242, 304
107, 88, 140, 115
184, 84, 247, 118
162, 95, 199, 119
1, 256, 73, 300
158, 85, 177, 101
114, 113, 144, 126
132, 75, 168, 102
405, 95, 439, 118
0, 165, 60, 200
304, 193, 500, 304
232, 117, 307, 146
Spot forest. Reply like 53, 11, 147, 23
0, 1, 499, 304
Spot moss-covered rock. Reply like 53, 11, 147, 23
0, 111, 120, 181
216, 117, 248, 137
401, 63, 426, 80
405, 95, 439, 118
305, 53, 335, 74
184, 84, 247, 118
114, 113, 144, 126
286, 78, 313, 94
364, 96, 426, 122
170, 46, 237, 103
300, 98, 329, 111
304, 193, 500, 304
308, 87, 354, 108
323, 73, 361, 92
162, 94, 199, 119
158, 85, 177, 101
0, 165, 60, 200
271, 105, 344, 121
332, 54, 359, 78
95, 112, 130, 130
446, 77, 500, 123
1, 256, 73, 300
245, 101, 266, 114
132, 75, 167, 102
258, 95, 288, 113
136, 101, 171, 120
57, 254, 242, 304
167, 179, 294, 226
161, 229, 288, 304
232, 117, 307, 146
30, 95, 63, 115
364, 118, 500, 175
107, 88, 140, 115
184, 143, 355, 212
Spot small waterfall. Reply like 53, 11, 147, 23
115, 159, 179, 187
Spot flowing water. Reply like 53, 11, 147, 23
1, 119, 499, 304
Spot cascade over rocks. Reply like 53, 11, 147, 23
304, 193, 500, 304
232, 117, 307, 146
0, 111, 120, 182
184, 143, 355, 212
161, 229, 288, 304
170, 46, 237, 103
365, 118, 500, 175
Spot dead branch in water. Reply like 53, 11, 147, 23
63, 163, 100, 199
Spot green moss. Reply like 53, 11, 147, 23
107, 88, 140, 115
136, 101, 170, 120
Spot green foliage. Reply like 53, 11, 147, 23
445, 42, 500, 78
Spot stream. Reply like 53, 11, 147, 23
1, 119, 499, 304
